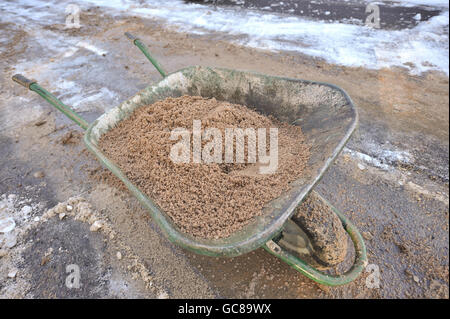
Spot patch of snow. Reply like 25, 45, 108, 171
0, 192, 43, 251
79, 0, 449, 76
344, 148, 391, 170
68, 87, 118, 111
380, 0, 449, 8
76, 41, 108, 56
344, 145, 412, 171
0, 218, 16, 233
4, 0, 448, 82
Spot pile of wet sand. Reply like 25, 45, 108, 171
98, 96, 310, 239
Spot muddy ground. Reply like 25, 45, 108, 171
0, 2, 448, 298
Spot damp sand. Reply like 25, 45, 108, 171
98, 96, 310, 239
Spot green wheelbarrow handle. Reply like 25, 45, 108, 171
12, 74, 90, 130
263, 190, 368, 286
11, 33, 166, 131
125, 32, 167, 78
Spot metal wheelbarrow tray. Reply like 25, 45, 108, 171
12, 33, 367, 286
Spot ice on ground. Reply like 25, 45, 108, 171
76, 41, 108, 56
344, 144, 412, 171
0, 218, 16, 233
2, 0, 449, 76
85, 0, 449, 76
378, 0, 449, 8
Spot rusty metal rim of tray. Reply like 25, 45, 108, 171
12, 32, 367, 286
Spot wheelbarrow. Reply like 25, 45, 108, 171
12, 32, 367, 286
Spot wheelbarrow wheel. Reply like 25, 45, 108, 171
264, 191, 367, 286
289, 191, 348, 268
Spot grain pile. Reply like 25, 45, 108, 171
98, 96, 310, 239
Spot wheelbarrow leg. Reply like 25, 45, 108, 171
263, 190, 368, 286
